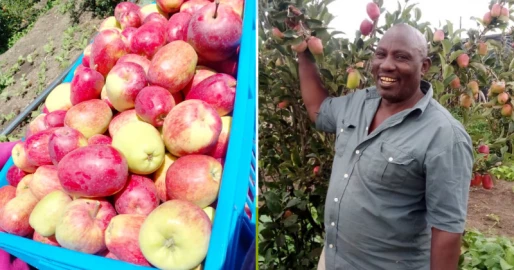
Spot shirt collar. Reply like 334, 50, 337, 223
365, 80, 433, 116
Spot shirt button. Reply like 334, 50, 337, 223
340, 128, 344, 133
344, 173, 349, 178
366, 126, 369, 130
334, 198, 338, 202
388, 157, 393, 162
331, 222, 335, 226
329, 244, 334, 249
355, 150, 360, 154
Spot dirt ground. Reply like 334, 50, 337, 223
466, 180, 514, 238
0, 3, 102, 138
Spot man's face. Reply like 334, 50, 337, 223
371, 29, 430, 103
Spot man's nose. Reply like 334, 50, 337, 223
380, 55, 396, 71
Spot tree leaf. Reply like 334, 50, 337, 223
283, 214, 298, 227
320, 69, 333, 81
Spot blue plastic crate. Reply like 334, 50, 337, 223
0, 0, 256, 268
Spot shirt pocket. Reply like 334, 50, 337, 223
379, 141, 416, 188
335, 120, 355, 157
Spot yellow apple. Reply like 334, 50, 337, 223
139, 4, 168, 21
99, 16, 121, 31
16, 174, 33, 196
29, 190, 72, 237
203, 206, 215, 223
153, 152, 178, 202
112, 121, 165, 175
11, 142, 37, 173
45, 83, 72, 112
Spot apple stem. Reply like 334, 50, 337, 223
213, 0, 220, 19
91, 200, 101, 218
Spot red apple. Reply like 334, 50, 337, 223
105, 214, 150, 266
25, 128, 58, 167
478, 144, 490, 154
100, 85, 114, 109
58, 145, 129, 198
117, 54, 151, 75
433, 29, 444, 42
48, 126, 88, 165
483, 11, 492, 25
0, 186, 17, 211
30, 165, 65, 200
88, 134, 112, 145
129, 22, 166, 59
135, 86, 175, 127
25, 113, 48, 138
55, 198, 116, 254
147, 41, 198, 94
491, 3, 501, 17
187, 3, 242, 62
208, 116, 231, 159
90, 29, 128, 77
64, 99, 113, 139
153, 153, 177, 202
121, 27, 138, 49
82, 44, 92, 67
173, 91, 184, 104
42, 105, 49, 114
183, 66, 216, 96
108, 109, 145, 137
115, 2, 140, 21
157, 0, 184, 13
143, 12, 168, 26
166, 12, 192, 43
0, 190, 39, 236
313, 166, 320, 175
139, 3, 168, 22
16, 174, 33, 196
33, 231, 60, 247
180, 0, 210, 14
360, 19, 373, 36
119, 9, 141, 29
11, 142, 37, 173
44, 110, 67, 128
70, 67, 105, 105
6, 165, 27, 187
166, 155, 222, 208
210, 49, 239, 77
113, 174, 159, 216
366, 2, 380, 21
98, 16, 121, 32
186, 73, 236, 116
162, 100, 222, 156
105, 62, 148, 112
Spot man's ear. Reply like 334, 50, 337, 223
421, 57, 432, 77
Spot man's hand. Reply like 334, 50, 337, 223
430, 227, 462, 270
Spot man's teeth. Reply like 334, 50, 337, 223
380, 77, 397, 82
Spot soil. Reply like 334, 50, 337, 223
466, 180, 514, 238
0, 2, 102, 139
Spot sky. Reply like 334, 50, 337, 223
327, 0, 511, 40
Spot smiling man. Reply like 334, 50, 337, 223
297, 23, 474, 269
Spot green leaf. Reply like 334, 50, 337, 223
271, 11, 288, 21
414, 7, 421, 21
286, 198, 302, 208
446, 20, 454, 36
320, 69, 333, 81
432, 80, 444, 95
264, 191, 282, 214
442, 39, 452, 55
470, 62, 487, 75
439, 93, 455, 105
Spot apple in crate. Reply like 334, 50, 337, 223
113, 174, 159, 216
221, 0, 244, 17
153, 152, 178, 202
187, 3, 242, 62
118, 54, 151, 75
147, 40, 198, 94
203, 206, 215, 223
180, 0, 210, 14
45, 83, 72, 112
0, 186, 16, 210
106, 62, 148, 112
55, 198, 116, 254
108, 109, 145, 137
82, 44, 92, 68
25, 127, 58, 167
64, 99, 113, 139
58, 145, 129, 198
6, 165, 27, 187
157, 0, 183, 13
121, 27, 137, 49
112, 121, 165, 175
166, 155, 222, 208
115, 1, 140, 21
98, 16, 121, 31
29, 190, 72, 237
209, 116, 232, 159
105, 214, 150, 266
143, 12, 168, 26
139, 199, 212, 269
11, 142, 37, 173
135, 86, 176, 127
88, 134, 112, 145
70, 66, 105, 105
166, 12, 192, 42
90, 29, 128, 77
100, 85, 114, 109
30, 165, 65, 200
33, 231, 60, 247
129, 22, 167, 60
186, 73, 236, 116
48, 127, 88, 165
115, 1, 141, 29
162, 100, 222, 157
139, 3, 168, 21
26, 114, 48, 138
16, 174, 33, 196
44, 110, 67, 128
183, 65, 216, 96
0, 190, 39, 237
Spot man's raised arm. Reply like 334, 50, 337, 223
297, 51, 329, 123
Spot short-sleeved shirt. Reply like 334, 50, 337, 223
315, 81, 474, 270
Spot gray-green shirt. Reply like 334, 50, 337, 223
315, 81, 473, 270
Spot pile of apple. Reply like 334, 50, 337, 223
0, 0, 246, 269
